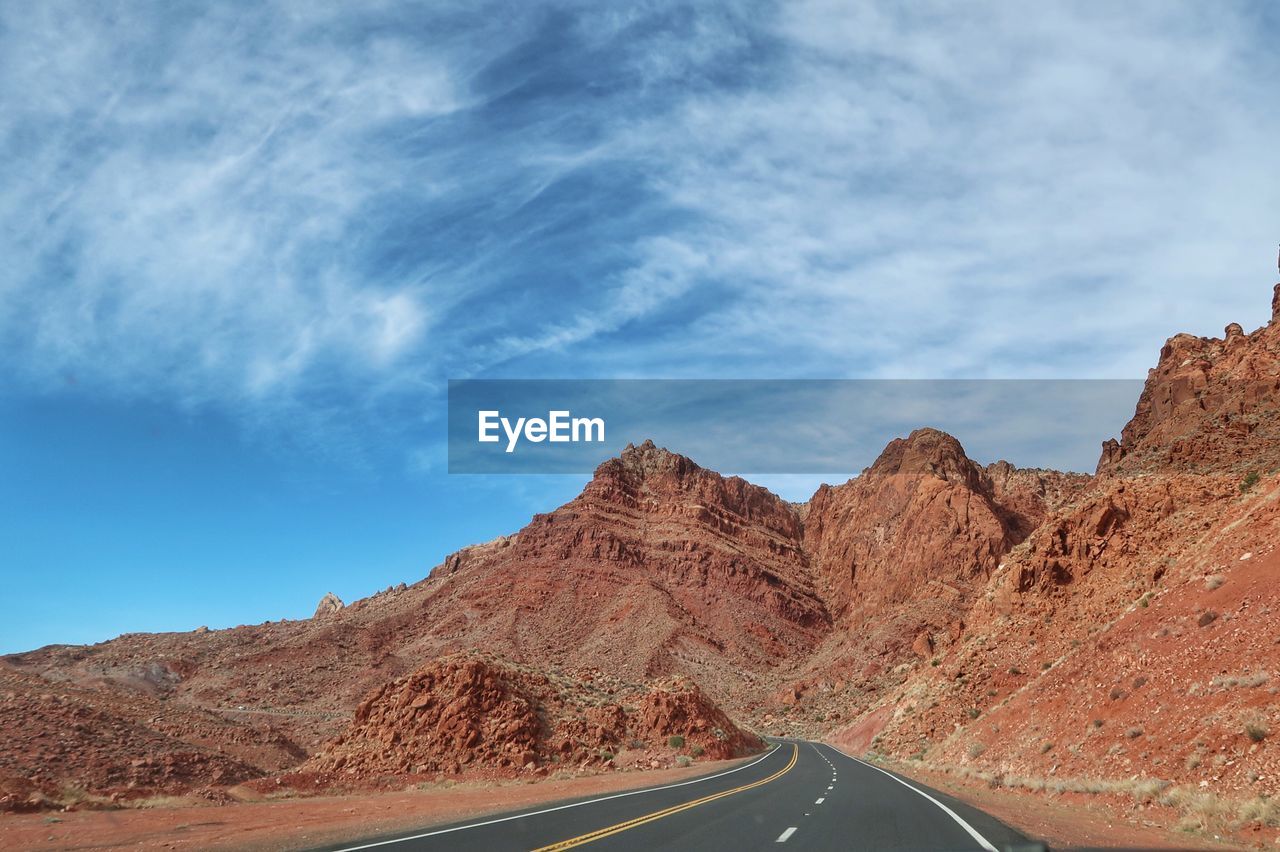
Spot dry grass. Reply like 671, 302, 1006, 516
924, 761, 1280, 839
1210, 670, 1270, 690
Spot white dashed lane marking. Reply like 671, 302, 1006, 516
776, 827, 798, 843
815, 797, 825, 804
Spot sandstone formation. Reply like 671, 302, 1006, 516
305, 655, 760, 782
1095, 283, 1280, 477
822, 283, 1280, 829
804, 428, 1085, 624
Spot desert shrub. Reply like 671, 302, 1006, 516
1211, 671, 1269, 690
1241, 471, 1260, 492
1205, 574, 1225, 590
930, 658, 940, 667
690, 745, 705, 757
1237, 796, 1280, 827
675, 755, 692, 767
1092, 719, 1104, 728
667, 735, 685, 748
968, 742, 986, 759
1245, 722, 1268, 742
1041, 661, 1052, 670
1125, 727, 1143, 739
967, 707, 980, 719
1130, 779, 1170, 803
1040, 741, 1054, 754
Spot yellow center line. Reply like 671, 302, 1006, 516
530, 743, 799, 851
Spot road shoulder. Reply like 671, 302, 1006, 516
843, 751, 1246, 850
0, 755, 759, 852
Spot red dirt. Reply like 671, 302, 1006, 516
0, 757, 751, 851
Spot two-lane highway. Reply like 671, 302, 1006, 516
319, 739, 1034, 851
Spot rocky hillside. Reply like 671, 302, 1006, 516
425, 439, 830, 700
7, 282, 1280, 829
819, 284, 1280, 837
2, 440, 829, 803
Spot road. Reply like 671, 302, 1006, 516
316, 739, 1037, 851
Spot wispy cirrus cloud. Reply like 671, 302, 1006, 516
3, 1, 1278, 467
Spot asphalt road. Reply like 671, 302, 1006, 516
316, 739, 1038, 852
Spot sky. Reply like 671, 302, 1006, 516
2, 1, 1279, 653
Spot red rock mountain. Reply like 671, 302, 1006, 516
804, 428, 1085, 625
7, 282, 1280, 831
824, 284, 1280, 825
1098, 284, 1280, 477
2, 440, 829, 803
426, 440, 830, 698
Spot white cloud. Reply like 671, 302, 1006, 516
3, 0, 1278, 465
0, 2, 455, 410
608, 1, 1280, 378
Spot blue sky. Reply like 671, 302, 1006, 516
2, 1, 1279, 653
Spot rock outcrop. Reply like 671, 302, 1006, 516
803, 428, 1083, 623
304, 655, 761, 781
312, 592, 345, 617
1095, 283, 1280, 477
829, 283, 1280, 816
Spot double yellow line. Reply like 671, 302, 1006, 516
532, 743, 799, 851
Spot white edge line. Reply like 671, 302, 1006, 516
776, 826, 798, 842
330, 745, 781, 851
822, 743, 999, 852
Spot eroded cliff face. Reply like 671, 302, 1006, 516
803, 428, 1085, 625
1097, 283, 1280, 478
827, 283, 1280, 811
428, 439, 830, 704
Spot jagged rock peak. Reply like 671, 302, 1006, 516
1095, 281, 1280, 476
867, 428, 979, 486
604, 439, 702, 480
313, 592, 344, 618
